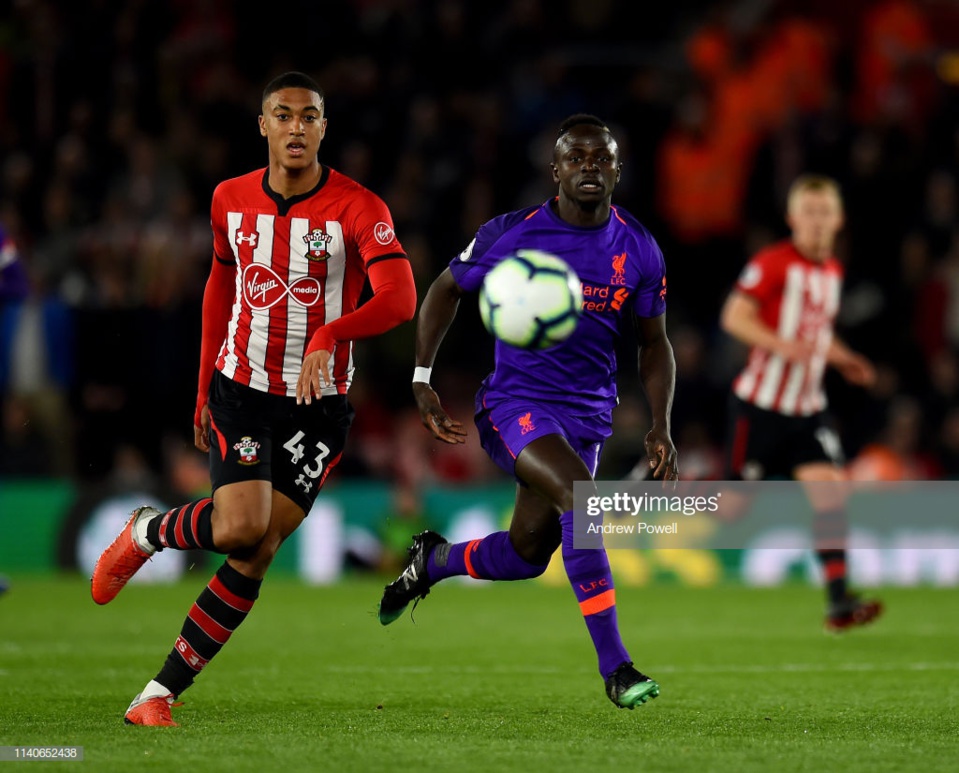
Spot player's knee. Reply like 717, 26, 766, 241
214, 512, 270, 552
518, 559, 548, 579
512, 531, 559, 567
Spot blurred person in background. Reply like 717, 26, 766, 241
90, 71, 416, 726
720, 174, 882, 632
0, 217, 74, 477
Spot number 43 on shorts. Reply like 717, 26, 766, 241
284, 431, 331, 493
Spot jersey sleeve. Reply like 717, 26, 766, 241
449, 207, 538, 293
350, 190, 405, 266
734, 250, 784, 304
631, 232, 668, 318
448, 234, 493, 292
209, 184, 236, 265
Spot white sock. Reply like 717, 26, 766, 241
133, 511, 158, 553
140, 679, 173, 701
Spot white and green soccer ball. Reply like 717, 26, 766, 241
479, 249, 583, 350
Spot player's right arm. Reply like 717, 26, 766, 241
195, 188, 238, 451
412, 267, 468, 444
194, 256, 236, 452
720, 290, 814, 362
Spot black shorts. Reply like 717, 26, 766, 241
207, 370, 355, 514
724, 395, 844, 480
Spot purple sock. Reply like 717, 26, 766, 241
427, 531, 547, 582
560, 511, 631, 678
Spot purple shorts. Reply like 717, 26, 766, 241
474, 385, 611, 480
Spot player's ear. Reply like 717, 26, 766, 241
258, 115, 267, 137
550, 163, 560, 183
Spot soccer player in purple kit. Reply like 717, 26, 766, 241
378, 114, 679, 709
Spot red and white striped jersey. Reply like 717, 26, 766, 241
210, 166, 405, 397
732, 240, 843, 416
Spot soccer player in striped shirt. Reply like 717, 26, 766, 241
378, 114, 678, 709
91, 72, 416, 725
720, 174, 883, 632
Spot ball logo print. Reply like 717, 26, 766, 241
479, 249, 583, 350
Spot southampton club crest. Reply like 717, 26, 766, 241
303, 228, 333, 261
233, 436, 261, 465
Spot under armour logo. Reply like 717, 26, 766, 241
235, 231, 259, 247
243, 264, 321, 310
295, 473, 313, 492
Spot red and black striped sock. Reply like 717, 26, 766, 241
817, 549, 847, 604
147, 498, 219, 551
154, 561, 261, 695
813, 507, 848, 605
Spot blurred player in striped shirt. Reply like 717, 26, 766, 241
720, 174, 882, 632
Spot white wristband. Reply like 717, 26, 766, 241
412, 366, 432, 384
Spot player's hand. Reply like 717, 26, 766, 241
645, 425, 679, 483
413, 382, 467, 444
194, 404, 211, 453
837, 352, 876, 388
297, 349, 333, 405
777, 338, 816, 362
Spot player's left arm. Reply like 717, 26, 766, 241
633, 312, 679, 481
298, 257, 417, 404
826, 336, 876, 387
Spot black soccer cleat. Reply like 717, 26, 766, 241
605, 662, 661, 709
825, 593, 884, 632
377, 530, 448, 625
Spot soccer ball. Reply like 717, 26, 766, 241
479, 249, 583, 349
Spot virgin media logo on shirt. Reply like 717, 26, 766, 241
242, 264, 321, 309
374, 222, 394, 245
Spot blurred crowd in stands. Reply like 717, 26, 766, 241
3, 0, 959, 496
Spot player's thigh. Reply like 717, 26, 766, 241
212, 479, 274, 539
207, 371, 275, 518
789, 415, 846, 471
725, 399, 791, 479
270, 395, 355, 515
514, 433, 594, 513
269, 488, 309, 542
795, 460, 847, 513
227, 489, 308, 577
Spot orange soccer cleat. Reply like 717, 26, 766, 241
124, 693, 183, 727
825, 594, 884, 632
91, 506, 160, 605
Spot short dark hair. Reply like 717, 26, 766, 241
787, 173, 843, 213
262, 71, 324, 105
557, 113, 609, 138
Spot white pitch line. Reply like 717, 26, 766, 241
650, 662, 959, 674
324, 662, 959, 675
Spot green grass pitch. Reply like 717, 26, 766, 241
2, 574, 957, 772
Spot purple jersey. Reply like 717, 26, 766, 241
449, 198, 667, 414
